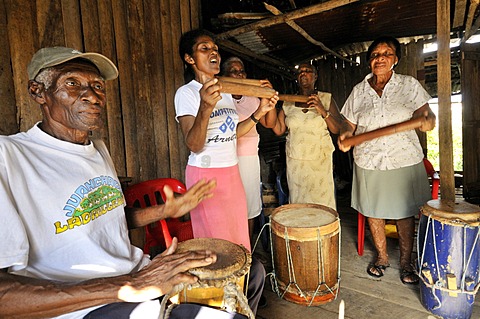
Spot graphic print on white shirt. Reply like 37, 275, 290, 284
175, 80, 239, 168
0, 124, 147, 284
56, 175, 124, 234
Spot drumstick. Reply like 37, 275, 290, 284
217, 76, 264, 87
342, 117, 425, 148
217, 78, 276, 99
217, 76, 310, 103
279, 94, 309, 103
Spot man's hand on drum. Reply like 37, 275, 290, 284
118, 238, 217, 302
163, 178, 217, 219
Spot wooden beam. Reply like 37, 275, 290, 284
462, 0, 479, 42
437, 0, 456, 201
264, 3, 358, 65
216, 0, 360, 40
218, 12, 270, 20
466, 14, 480, 41
453, 0, 467, 28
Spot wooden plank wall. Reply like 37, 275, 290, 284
461, 42, 480, 202
315, 54, 367, 108
315, 54, 368, 181
0, 0, 200, 186
315, 41, 426, 111
397, 40, 429, 154
0, 1, 433, 217
0, 0, 16, 135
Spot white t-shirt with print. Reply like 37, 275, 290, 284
341, 72, 431, 170
0, 123, 149, 318
175, 80, 238, 168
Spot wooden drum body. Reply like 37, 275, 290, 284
417, 200, 480, 319
171, 238, 252, 317
270, 203, 341, 306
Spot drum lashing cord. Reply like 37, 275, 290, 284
252, 221, 269, 256
417, 214, 480, 311
225, 281, 255, 319
158, 282, 255, 319
263, 220, 341, 306
158, 261, 255, 319
158, 283, 184, 319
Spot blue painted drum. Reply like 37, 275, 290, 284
417, 199, 480, 319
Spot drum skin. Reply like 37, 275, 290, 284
172, 238, 251, 315
270, 203, 340, 306
417, 199, 480, 319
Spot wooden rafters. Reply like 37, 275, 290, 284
263, 3, 358, 65
453, 0, 467, 28
217, 12, 270, 20
216, 38, 292, 77
470, 13, 480, 39
463, 0, 480, 42
201, 29, 291, 76
215, 0, 360, 41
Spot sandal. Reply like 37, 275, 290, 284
400, 269, 419, 285
367, 263, 390, 278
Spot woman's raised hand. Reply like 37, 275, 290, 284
308, 94, 329, 117
199, 77, 222, 112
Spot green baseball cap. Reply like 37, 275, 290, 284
28, 47, 119, 81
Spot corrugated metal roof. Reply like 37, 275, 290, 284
203, 0, 476, 70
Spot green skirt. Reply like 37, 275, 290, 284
351, 161, 431, 219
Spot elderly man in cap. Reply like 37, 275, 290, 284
0, 47, 224, 318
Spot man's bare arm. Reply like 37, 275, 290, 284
124, 178, 216, 229
0, 239, 216, 319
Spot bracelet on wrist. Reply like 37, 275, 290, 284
250, 114, 260, 124
322, 111, 331, 120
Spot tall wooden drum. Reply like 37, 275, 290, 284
169, 238, 253, 318
417, 199, 480, 319
270, 203, 341, 306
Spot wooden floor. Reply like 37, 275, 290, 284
253, 189, 480, 319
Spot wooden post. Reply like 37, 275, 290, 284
437, 0, 456, 201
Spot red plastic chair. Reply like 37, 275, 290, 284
357, 158, 440, 256
124, 178, 193, 255
422, 158, 440, 199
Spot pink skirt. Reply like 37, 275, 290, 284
186, 165, 251, 251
